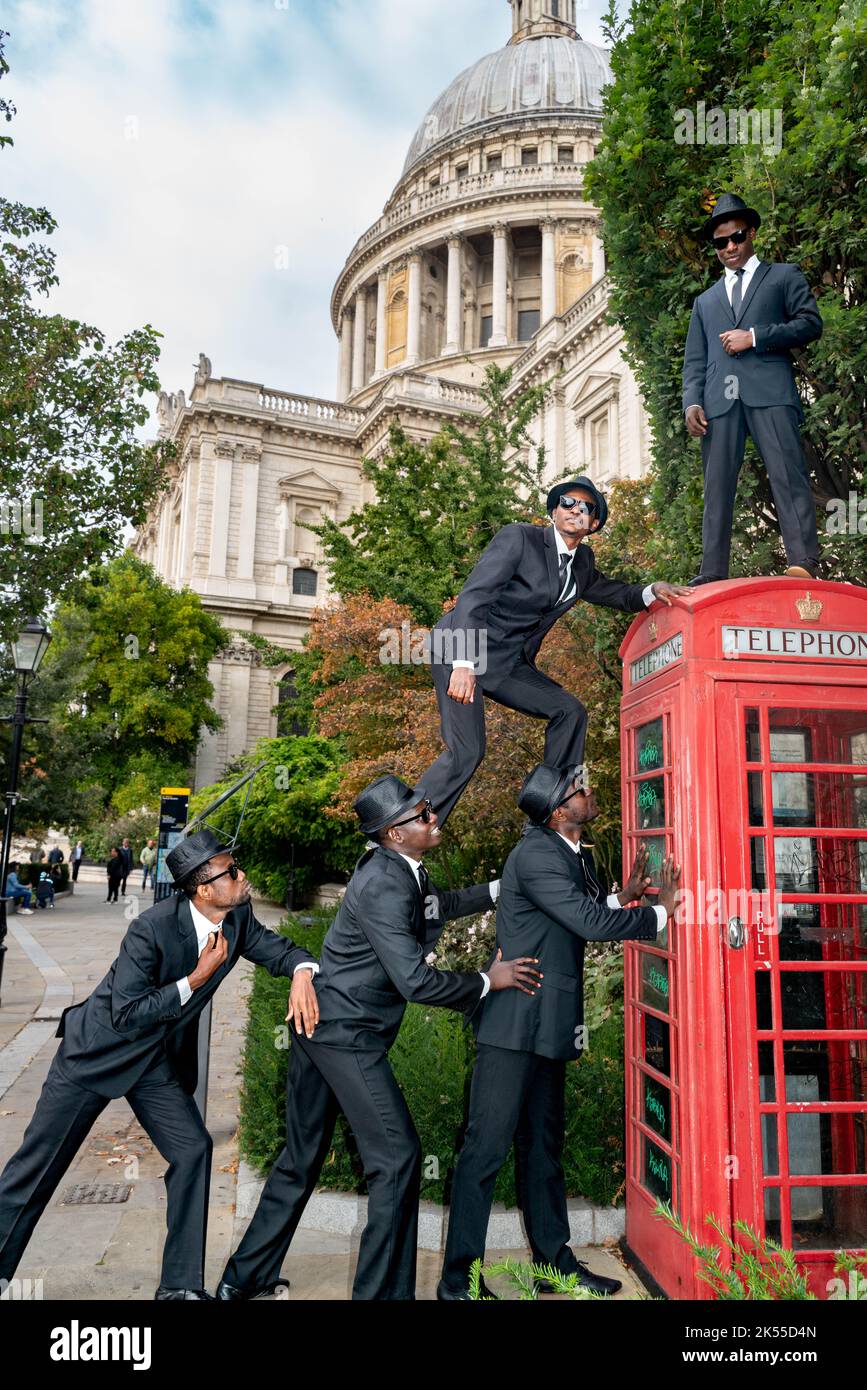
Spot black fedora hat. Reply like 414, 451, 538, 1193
546, 476, 609, 530
354, 774, 422, 837
702, 193, 761, 240
518, 764, 579, 826
165, 827, 228, 886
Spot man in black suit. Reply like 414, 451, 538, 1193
0, 829, 319, 1301
419, 477, 687, 826
217, 774, 541, 1302
438, 764, 680, 1300
683, 192, 824, 583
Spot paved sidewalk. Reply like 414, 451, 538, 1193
0, 883, 645, 1301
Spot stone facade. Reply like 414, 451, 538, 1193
132, 2, 652, 788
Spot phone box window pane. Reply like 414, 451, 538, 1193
745, 708, 762, 763
636, 719, 664, 773
644, 1013, 671, 1077
784, 1038, 867, 1103
643, 1136, 672, 1203
636, 776, 666, 830
640, 953, 670, 1014
789, 1185, 867, 1248
643, 1075, 671, 1140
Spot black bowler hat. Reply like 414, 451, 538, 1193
546, 476, 608, 530
354, 774, 422, 837
703, 193, 761, 240
165, 828, 227, 886
518, 764, 579, 826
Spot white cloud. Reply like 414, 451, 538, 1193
2, 0, 609, 417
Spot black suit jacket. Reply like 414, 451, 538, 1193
432, 523, 647, 687
682, 261, 822, 420
55, 893, 315, 1098
476, 826, 658, 1061
310, 845, 495, 1051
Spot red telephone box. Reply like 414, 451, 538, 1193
619, 578, 867, 1299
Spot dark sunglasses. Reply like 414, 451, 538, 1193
558, 496, 597, 516
391, 799, 435, 829
711, 228, 750, 250
200, 859, 241, 886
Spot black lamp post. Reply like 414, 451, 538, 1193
0, 617, 52, 1005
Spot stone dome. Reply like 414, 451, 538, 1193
402, 34, 611, 176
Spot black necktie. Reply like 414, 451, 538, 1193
731, 267, 745, 317
416, 863, 431, 942
557, 552, 574, 605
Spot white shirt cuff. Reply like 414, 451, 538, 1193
642, 584, 657, 608
750, 326, 756, 347
479, 971, 491, 998
452, 660, 475, 670
295, 962, 319, 974
606, 892, 620, 908
654, 906, 668, 934
684, 404, 701, 414
176, 977, 192, 1006
489, 879, 500, 902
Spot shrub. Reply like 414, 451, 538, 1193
239, 912, 628, 1209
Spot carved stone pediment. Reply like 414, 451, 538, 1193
277, 468, 342, 503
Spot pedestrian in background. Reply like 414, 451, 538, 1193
106, 847, 124, 903
140, 840, 157, 890
3, 864, 34, 915
119, 838, 133, 896
70, 841, 85, 883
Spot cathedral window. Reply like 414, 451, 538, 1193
521, 146, 538, 166
480, 314, 493, 348
486, 152, 502, 172
558, 144, 575, 163
518, 308, 541, 341
293, 567, 318, 597
455, 162, 468, 179
276, 669, 307, 737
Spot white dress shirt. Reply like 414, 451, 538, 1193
555, 832, 667, 935
454, 526, 658, 672
397, 850, 494, 997
685, 255, 761, 413
176, 898, 318, 1005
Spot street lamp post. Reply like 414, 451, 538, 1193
0, 618, 52, 1006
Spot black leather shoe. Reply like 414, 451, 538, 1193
216, 1278, 290, 1301
436, 1276, 497, 1301
154, 1286, 215, 1301
687, 574, 725, 587
537, 1261, 622, 1297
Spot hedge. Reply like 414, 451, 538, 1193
239, 911, 627, 1208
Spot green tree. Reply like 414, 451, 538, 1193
0, 31, 173, 637
31, 553, 228, 821
189, 736, 358, 903
313, 364, 551, 626
585, 0, 866, 581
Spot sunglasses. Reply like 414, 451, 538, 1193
558, 497, 597, 516
200, 859, 241, 886
391, 799, 435, 829
711, 228, 750, 251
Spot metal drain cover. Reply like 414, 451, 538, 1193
61, 1182, 133, 1205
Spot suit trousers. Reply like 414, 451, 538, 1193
421, 655, 586, 826
0, 1049, 213, 1289
222, 1033, 422, 1300
441, 1043, 577, 1292
700, 400, 819, 576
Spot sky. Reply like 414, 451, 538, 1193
3, 0, 610, 415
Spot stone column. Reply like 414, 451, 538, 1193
406, 251, 422, 365
338, 306, 354, 400
208, 440, 234, 579
236, 444, 260, 594
541, 218, 557, 323
490, 224, 510, 347
592, 232, 606, 281
374, 268, 389, 377
443, 236, 463, 355
352, 288, 368, 392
